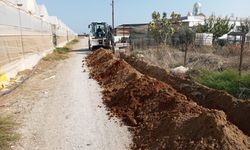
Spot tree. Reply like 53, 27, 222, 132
195, 15, 235, 42
149, 11, 161, 44
177, 27, 196, 66
170, 11, 181, 27
238, 19, 250, 76
149, 11, 180, 44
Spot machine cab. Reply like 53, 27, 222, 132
89, 22, 108, 38
88, 22, 114, 50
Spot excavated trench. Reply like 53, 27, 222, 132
123, 55, 250, 137
86, 49, 250, 150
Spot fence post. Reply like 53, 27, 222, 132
140, 38, 143, 50
39, 18, 43, 52
67, 30, 69, 42
3, 40, 11, 63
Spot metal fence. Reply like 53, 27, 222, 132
129, 26, 159, 50
0, 0, 76, 67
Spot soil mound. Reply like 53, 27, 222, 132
86, 49, 250, 150
86, 48, 141, 93
124, 55, 250, 136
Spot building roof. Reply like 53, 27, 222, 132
228, 32, 245, 36
181, 15, 205, 21
116, 23, 149, 29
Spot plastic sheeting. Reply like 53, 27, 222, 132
0, 0, 76, 36
0, 0, 77, 67
38, 5, 48, 18
25, 0, 36, 14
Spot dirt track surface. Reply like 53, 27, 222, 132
0, 38, 131, 150
86, 49, 250, 150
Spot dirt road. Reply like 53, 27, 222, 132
0, 38, 131, 150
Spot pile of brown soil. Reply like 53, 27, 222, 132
86, 49, 250, 150
123, 55, 250, 136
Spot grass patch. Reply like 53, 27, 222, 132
194, 69, 250, 99
42, 39, 79, 61
0, 117, 19, 149
54, 47, 70, 54
70, 39, 79, 44
65, 39, 79, 48
43, 47, 70, 61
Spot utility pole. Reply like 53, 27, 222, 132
111, 0, 115, 53
112, 0, 115, 29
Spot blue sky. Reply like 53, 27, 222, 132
36, 0, 250, 33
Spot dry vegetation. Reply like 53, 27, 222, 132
0, 117, 19, 150
130, 44, 250, 99
131, 44, 250, 71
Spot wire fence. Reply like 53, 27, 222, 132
127, 23, 250, 52
0, 0, 76, 67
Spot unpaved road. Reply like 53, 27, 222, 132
0, 37, 131, 150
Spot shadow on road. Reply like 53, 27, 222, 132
71, 48, 91, 55
71, 48, 90, 52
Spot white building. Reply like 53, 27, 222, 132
181, 15, 205, 27
180, 2, 206, 27
219, 17, 250, 42
181, 2, 249, 43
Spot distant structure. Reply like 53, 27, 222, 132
187, 12, 193, 16
193, 2, 202, 16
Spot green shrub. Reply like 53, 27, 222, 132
66, 39, 79, 46
54, 47, 70, 54
42, 47, 70, 61
194, 69, 250, 99
71, 39, 79, 43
